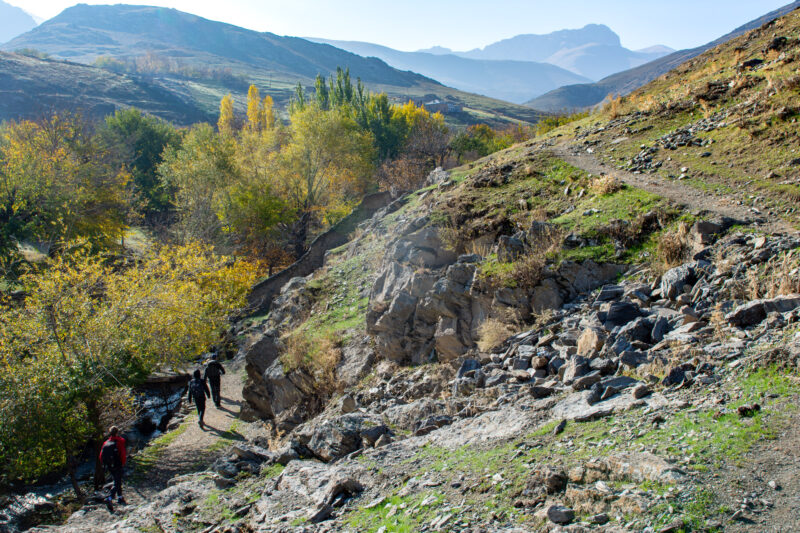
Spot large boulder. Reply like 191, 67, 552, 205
660, 261, 710, 300
293, 413, 388, 462
531, 278, 563, 314
726, 294, 800, 327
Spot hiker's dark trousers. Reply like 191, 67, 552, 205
209, 376, 222, 406
107, 466, 123, 499
195, 398, 206, 423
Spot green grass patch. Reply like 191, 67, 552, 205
129, 418, 191, 478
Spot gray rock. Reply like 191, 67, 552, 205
651, 316, 670, 342
497, 235, 525, 263
726, 295, 800, 327
572, 371, 602, 391
547, 505, 574, 524
339, 394, 357, 414
511, 357, 530, 371
617, 317, 653, 344
596, 284, 624, 302
632, 384, 651, 399
457, 359, 482, 378
530, 385, 555, 399
603, 301, 641, 329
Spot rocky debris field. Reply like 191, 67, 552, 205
33, 193, 800, 533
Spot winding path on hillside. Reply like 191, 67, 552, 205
54, 363, 251, 531
548, 143, 798, 235
130, 362, 248, 494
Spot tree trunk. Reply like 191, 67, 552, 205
86, 399, 105, 491
292, 212, 310, 260
66, 451, 85, 503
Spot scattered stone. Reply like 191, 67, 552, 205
546, 505, 575, 525
737, 404, 761, 418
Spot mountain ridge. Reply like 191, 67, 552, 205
455, 24, 671, 80
307, 38, 590, 104
0, 0, 37, 45
526, 0, 800, 111
1, 3, 544, 127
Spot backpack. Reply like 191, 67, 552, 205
189, 379, 205, 400
101, 439, 120, 469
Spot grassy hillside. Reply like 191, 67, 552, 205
0, 51, 210, 125
539, 7, 800, 225
1, 4, 544, 128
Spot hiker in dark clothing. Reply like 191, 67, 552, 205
187, 369, 211, 428
203, 353, 226, 408
99, 426, 127, 512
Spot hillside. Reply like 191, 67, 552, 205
458, 24, 672, 81
527, 0, 800, 111
0, 0, 36, 45
7, 5, 800, 533
308, 38, 590, 104
0, 51, 210, 125
1, 4, 544, 127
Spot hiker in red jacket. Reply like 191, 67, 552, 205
99, 426, 127, 512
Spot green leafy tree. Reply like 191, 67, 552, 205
99, 109, 180, 220
278, 106, 375, 257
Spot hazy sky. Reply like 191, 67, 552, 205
10, 0, 792, 51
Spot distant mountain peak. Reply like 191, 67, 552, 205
0, 0, 37, 44
416, 46, 453, 55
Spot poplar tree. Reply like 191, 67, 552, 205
218, 93, 235, 135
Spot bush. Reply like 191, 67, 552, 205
477, 319, 516, 352
591, 175, 623, 195
280, 331, 343, 394
655, 223, 692, 273
535, 111, 589, 136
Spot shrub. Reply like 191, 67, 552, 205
535, 111, 589, 136
477, 319, 516, 352
654, 223, 692, 273
280, 331, 342, 394
590, 175, 623, 195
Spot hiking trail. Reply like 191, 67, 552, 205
548, 143, 799, 235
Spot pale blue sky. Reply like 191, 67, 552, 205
10, 0, 792, 51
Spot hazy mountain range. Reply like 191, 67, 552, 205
527, 1, 800, 111
308, 38, 590, 103
310, 25, 672, 103
0, 4, 543, 126
428, 24, 674, 81
0, 0, 37, 44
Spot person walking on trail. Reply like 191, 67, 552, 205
99, 426, 127, 512
203, 353, 226, 408
187, 369, 211, 428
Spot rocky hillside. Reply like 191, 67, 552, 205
8, 7, 800, 533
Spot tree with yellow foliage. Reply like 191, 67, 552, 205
278, 106, 375, 257
262, 94, 276, 130
0, 242, 257, 497
218, 93, 236, 135
0, 113, 129, 272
